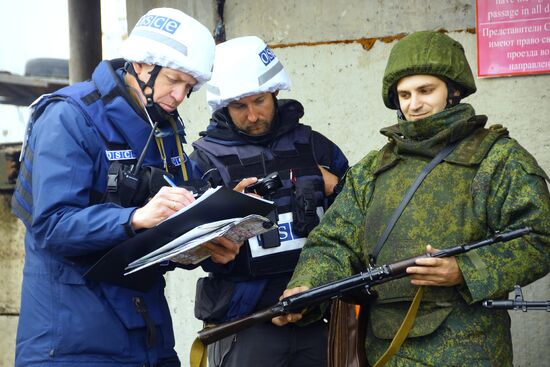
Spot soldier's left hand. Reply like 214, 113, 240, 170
201, 236, 243, 264
406, 245, 464, 287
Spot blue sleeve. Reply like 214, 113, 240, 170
186, 157, 205, 182
330, 144, 349, 177
29, 102, 136, 257
311, 131, 349, 177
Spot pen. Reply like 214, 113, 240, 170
163, 174, 199, 198
163, 174, 178, 187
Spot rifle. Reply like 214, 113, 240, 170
483, 284, 550, 311
198, 227, 531, 345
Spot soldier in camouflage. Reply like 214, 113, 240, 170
273, 31, 550, 366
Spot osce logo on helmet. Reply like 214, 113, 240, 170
258, 46, 276, 66
136, 14, 181, 34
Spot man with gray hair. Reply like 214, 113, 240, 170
12, 8, 240, 366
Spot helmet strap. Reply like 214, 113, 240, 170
446, 91, 461, 108
125, 62, 162, 107
396, 108, 406, 120
125, 62, 177, 126
442, 78, 462, 108
390, 88, 406, 119
143, 65, 162, 107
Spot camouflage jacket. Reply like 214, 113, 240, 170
289, 104, 550, 366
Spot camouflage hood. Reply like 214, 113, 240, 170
382, 31, 477, 109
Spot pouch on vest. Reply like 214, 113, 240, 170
106, 161, 140, 207
257, 208, 281, 249
292, 180, 320, 237
247, 208, 323, 276
194, 276, 235, 323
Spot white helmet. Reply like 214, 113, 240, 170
206, 36, 291, 112
120, 8, 215, 91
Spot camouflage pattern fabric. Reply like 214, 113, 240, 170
289, 103, 550, 366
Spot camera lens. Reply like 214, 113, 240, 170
263, 181, 277, 193
245, 172, 282, 197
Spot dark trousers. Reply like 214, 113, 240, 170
208, 319, 328, 367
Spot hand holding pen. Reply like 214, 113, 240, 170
162, 174, 178, 188
163, 174, 199, 198
129, 175, 196, 230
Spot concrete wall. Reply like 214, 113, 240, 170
1, 0, 548, 366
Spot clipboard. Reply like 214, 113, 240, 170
83, 187, 275, 291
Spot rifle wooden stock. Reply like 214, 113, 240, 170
198, 227, 531, 345
199, 307, 284, 345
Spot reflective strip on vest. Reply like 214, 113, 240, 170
248, 207, 324, 258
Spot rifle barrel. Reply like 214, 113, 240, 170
482, 300, 550, 311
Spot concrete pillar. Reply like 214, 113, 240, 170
68, 0, 102, 83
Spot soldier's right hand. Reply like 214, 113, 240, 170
271, 286, 310, 326
131, 186, 195, 230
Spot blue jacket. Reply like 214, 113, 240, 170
12, 60, 197, 366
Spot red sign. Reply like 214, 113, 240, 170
476, 0, 550, 77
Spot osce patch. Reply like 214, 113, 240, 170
170, 155, 188, 167
258, 46, 276, 66
105, 149, 137, 161
249, 208, 324, 258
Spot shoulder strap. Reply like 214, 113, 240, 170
368, 141, 460, 265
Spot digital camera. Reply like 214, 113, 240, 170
245, 171, 283, 197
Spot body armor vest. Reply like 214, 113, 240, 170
193, 124, 326, 276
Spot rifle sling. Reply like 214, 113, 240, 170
190, 337, 207, 367
369, 141, 459, 265
373, 286, 425, 367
